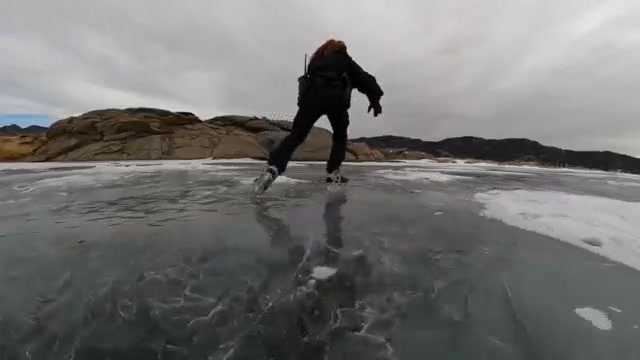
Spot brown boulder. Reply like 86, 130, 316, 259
46, 107, 200, 140
31, 135, 95, 161
346, 142, 385, 161
210, 135, 266, 159
207, 115, 291, 133
255, 126, 335, 161
32, 109, 215, 161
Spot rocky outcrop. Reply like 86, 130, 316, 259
376, 148, 433, 161
23, 108, 382, 162
353, 135, 640, 174
346, 142, 385, 161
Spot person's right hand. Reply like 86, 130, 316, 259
368, 99, 382, 117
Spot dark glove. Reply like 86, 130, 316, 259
367, 98, 382, 117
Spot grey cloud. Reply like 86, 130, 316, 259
1, 0, 640, 155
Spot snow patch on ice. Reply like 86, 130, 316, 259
311, 266, 337, 280
474, 190, 640, 272
274, 176, 307, 184
574, 307, 613, 330
376, 169, 472, 182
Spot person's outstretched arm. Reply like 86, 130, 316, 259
341, 51, 383, 100
340, 50, 384, 116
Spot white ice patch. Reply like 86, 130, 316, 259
0, 197, 32, 204
574, 307, 613, 330
474, 190, 640, 271
606, 180, 640, 187
311, 266, 337, 280
13, 172, 130, 192
238, 176, 307, 186
274, 176, 307, 184
376, 169, 472, 182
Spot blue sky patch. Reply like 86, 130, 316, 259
0, 113, 52, 127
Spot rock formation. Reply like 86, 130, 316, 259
20, 108, 386, 162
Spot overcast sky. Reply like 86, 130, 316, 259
2, 0, 640, 155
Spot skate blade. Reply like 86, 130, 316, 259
253, 175, 274, 195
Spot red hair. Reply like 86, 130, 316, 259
310, 38, 347, 61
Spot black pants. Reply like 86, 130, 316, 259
268, 94, 349, 175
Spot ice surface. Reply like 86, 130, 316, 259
207, 158, 307, 167
474, 190, 640, 272
205, 158, 264, 163
7, 162, 242, 193
376, 168, 472, 182
344, 159, 437, 167
574, 307, 613, 330
0, 159, 246, 171
606, 180, 640, 187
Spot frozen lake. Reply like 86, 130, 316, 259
1, 159, 640, 359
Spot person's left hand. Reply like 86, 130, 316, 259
368, 100, 382, 117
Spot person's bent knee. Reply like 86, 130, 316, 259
288, 132, 308, 146
332, 132, 347, 144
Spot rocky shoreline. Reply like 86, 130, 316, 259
2, 107, 639, 175
354, 135, 640, 175
0, 108, 431, 163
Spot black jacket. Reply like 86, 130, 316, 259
302, 48, 383, 109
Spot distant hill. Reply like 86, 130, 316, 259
0, 124, 48, 134
352, 135, 640, 174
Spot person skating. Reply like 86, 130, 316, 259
253, 38, 384, 194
